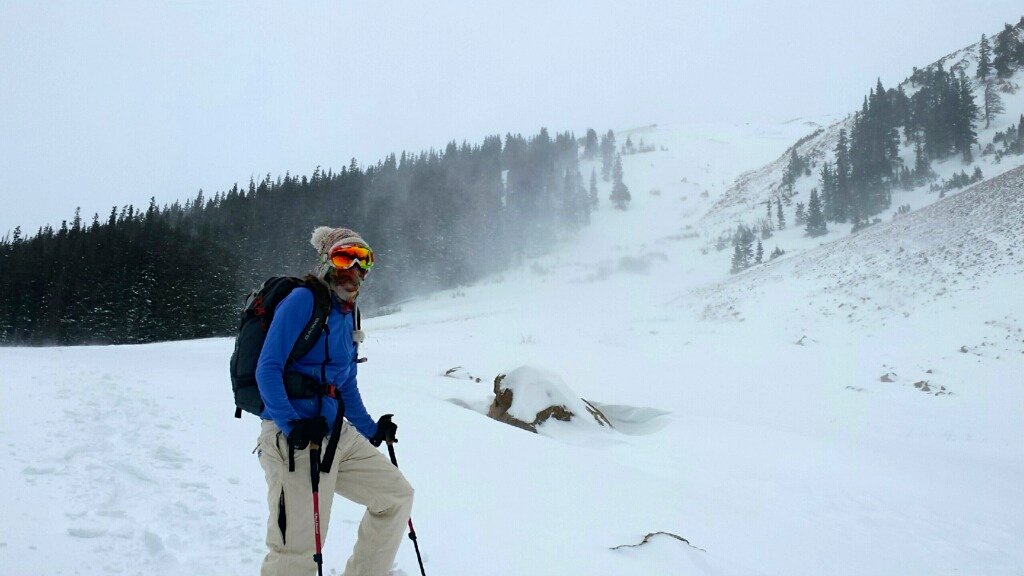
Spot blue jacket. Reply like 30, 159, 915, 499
255, 287, 377, 440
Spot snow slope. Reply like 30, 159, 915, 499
1, 120, 1022, 576
704, 27, 1024, 245
694, 164, 1024, 328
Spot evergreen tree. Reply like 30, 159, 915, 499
912, 63, 957, 159
983, 78, 1006, 128
610, 154, 631, 209
847, 80, 899, 218
913, 141, 933, 184
730, 244, 746, 274
954, 70, 979, 162
588, 169, 599, 208
1018, 115, 1024, 154
977, 34, 992, 80
765, 201, 773, 229
898, 165, 913, 191
583, 129, 599, 160
729, 226, 755, 273
993, 24, 1017, 78
782, 148, 803, 192
600, 130, 616, 181
834, 129, 851, 222
1018, 20, 1024, 66
876, 79, 900, 160
794, 201, 806, 226
755, 240, 763, 264
893, 85, 912, 131
805, 188, 827, 237
850, 200, 863, 231
776, 197, 785, 230
819, 162, 837, 222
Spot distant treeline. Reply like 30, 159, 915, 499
728, 17, 1024, 275
799, 17, 1024, 228
0, 128, 599, 345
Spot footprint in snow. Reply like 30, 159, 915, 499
143, 531, 164, 555
22, 466, 57, 475
96, 509, 126, 518
67, 527, 108, 539
113, 462, 154, 483
152, 446, 191, 465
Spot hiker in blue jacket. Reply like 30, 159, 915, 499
255, 226, 413, 576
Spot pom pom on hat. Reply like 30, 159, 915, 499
310, 226, 335, 252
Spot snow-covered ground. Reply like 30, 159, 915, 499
2, 116, 1022, 576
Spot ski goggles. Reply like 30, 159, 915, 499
329, 245, 374, 271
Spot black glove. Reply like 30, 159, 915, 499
369, 414, 397, 447
287, 416, 328, 450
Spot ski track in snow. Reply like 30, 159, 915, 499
1, 345, 267, 575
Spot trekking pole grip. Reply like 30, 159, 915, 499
309, 443, 321, 489
386, 439, 399, 467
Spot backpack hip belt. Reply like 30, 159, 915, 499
283, 371, 342, 400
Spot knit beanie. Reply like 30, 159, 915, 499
310, 226, 371, 281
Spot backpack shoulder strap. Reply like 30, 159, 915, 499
288, 279, 331, 363
353, 304, 368, 363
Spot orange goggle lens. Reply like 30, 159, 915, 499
329, 245, 374, 270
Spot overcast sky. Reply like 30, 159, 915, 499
2, 1, 1021, 235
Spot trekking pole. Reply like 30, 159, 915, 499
309, 442, 325, 576
386, 439, 427, 576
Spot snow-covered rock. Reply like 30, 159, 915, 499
486, 366, 608, 432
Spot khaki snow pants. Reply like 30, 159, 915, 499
257, 419, 414, 576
